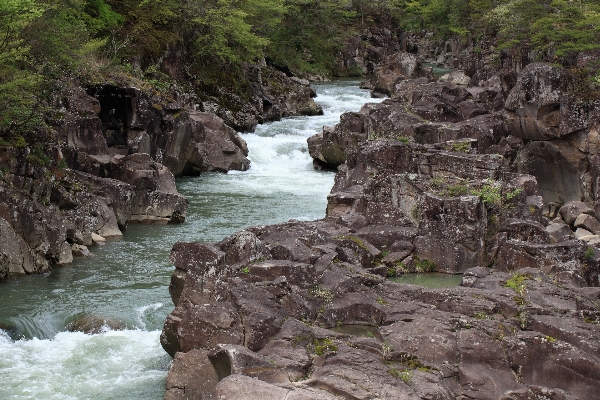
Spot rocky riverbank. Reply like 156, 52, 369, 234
160, 51, 600, 398
0, 61, 322, 280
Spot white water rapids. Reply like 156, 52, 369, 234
0, 80, 383, 399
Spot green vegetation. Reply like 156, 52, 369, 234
517, 311, 528, 330
336, 235, 368, 251
504, 272, 532, 330
505, 188, 524, 201
413, 256, 437, 273
381, 247, 389, 258
387, 352, 435, 383
431, 178, 531, 218
504, 272, 531, 296
399, 0, 600, 62
474, 311, 488, 320
26, 145, 51, 166
449, 140, 470, 153
309, 286, 335, 301
2, 0, 600, 144
544, 335, 556, 343
313, 338, 338, 355
585, 246, 595, 260
471, 183, 501, 207
376, 296, 389, 305
389, 367, 413, 383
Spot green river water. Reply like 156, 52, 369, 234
0, 81, 382, 399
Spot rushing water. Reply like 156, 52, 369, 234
0, 80, 382, 400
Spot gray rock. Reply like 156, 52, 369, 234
71, 244, 90, 257
545, 222, 574, 243
505, 63, 589, 140
574, 213, 600, 235
67, 314, 126, 334
439, 70, 471, 86
163, 111, 250, 176
559, 201, 595, 226
164, 349, 219, 400
215, 375, 290, 399
91, 233, 106, 244
575, 227, 593, 238
56, 241, 73, 265
0, 217, 37, 280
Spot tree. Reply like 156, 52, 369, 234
192, 0, 269, 66
0, 0, 44, 138
531, 0, 600, 59
106, 0, 179, 63
266, 0, 356, 75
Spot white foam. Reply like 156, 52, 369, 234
0, 330, 169, 400
0, 81, 383, 400
135, 303, 163, 330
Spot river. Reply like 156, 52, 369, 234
0, 80, 382, 399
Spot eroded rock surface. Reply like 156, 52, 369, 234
163, 222, 600, 399
162, 135, 600, 398
0, 145, 187, 278
162, 57, 600, 399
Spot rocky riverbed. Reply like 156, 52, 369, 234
1, 26, 600, 398
0, 62, 323, 281
161, 55, 600, 399
0, 80, 374, 399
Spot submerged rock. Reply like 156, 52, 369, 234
67, 314, 126, 334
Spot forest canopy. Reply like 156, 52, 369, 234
1, 0, 599, 137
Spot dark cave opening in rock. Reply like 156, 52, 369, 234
87, 86, 136, 148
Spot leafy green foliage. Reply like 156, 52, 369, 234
24, 4, 91, 76
389, 367, 413, 382
2, 0, 600, 143
0, 0, 44, 136
471, 183, 501, 207
413, 256, 437, 273
504, 273, 531, 296
83, 0, 124, 37
26, 144, 51, 166
450, 140, 470, 152
266, 0, 357, 75
313, 338, 338, 355
396, 0, 600, 63
585, 246, 595, 260
191, 0, 272, 66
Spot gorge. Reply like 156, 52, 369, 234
2, 1, 600, 399
0, 81, 378, 399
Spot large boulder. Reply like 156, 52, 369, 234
505, 63, 591, 140
163, 111, 250, 176
308, 78, 506, 169
66, 314, 126, 334
102, 153, 187, 224
0, 217, 38, 280
367, 53, 434, 97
